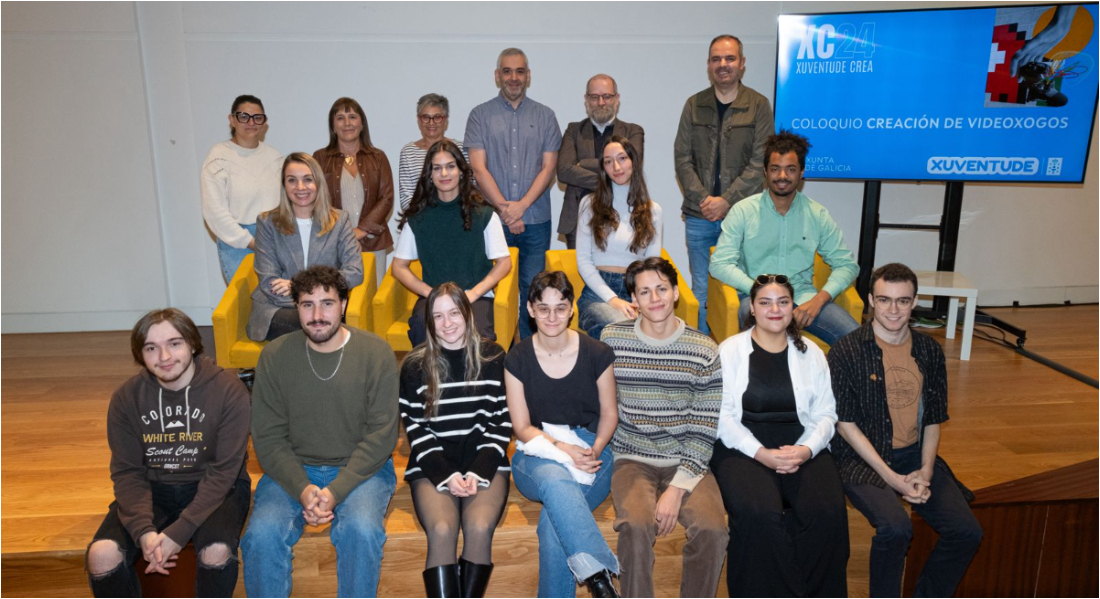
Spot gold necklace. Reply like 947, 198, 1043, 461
343, 155, 355, 166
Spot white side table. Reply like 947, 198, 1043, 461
914, 271, 978, 361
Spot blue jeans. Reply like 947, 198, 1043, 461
684, 215, 723, 334
504, 220, 551, 340
844, 445, 982, 598
512, 427, 618, 597
216, 223, 257, 283
576, 270, 631, 339
737, 291, 860, 346
242, 460, 397, 598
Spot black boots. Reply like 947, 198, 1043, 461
423, 563, 461, 598
459, 558, 494, 598
423, 561, 494, 598
583, 569, 620, 598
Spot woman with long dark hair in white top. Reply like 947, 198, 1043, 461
575, 136, 661, 339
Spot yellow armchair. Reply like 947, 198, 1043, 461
543, 249, 699, 333
707, 250, 864, 351
372, 247, 520, 352
212, 253, 377, 369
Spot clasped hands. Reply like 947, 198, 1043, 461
139, 531, 182, 576
891, 470, 932, 505
444, 473, 483, 498
754, 445, 812, 474
700, 195, 731, 222
300, 484, 337, 526
499, 201, 527, 235
556, 440, 603, 474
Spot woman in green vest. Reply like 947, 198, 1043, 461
393, 140, 512, 347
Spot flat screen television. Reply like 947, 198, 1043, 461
774, 3, 1099, 182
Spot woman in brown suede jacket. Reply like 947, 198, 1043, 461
314, 97, 394, 285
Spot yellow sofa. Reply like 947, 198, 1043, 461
707, 250, 864, 351
372, 247, 520, 352
212, 252, 377, 369
543, 249, 699, 333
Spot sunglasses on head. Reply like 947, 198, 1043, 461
755, 274, 790, 285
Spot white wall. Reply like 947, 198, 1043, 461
3, 1, 1096, 333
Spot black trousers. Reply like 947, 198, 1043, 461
711, 437, 849, 597
88, 478, 251, 598
844, 444, 982, 597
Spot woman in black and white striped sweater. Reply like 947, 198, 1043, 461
399, 282, 511, 598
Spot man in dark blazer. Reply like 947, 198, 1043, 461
557, 74, 645, 248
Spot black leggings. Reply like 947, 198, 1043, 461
409, 473, 510, 568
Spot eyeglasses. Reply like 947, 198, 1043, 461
755, 274, 790, 285
533, 304, 571, 319
419, 114, 446, 125
233, 112, 267, 125
585, 93, 618, 103
873, 296, 915, 309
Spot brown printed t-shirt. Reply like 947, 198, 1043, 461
875, 335, 923, 448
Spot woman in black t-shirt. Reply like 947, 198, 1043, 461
400, 283, 511, 598
711, 275, 849, 597
504, 271, 621, 598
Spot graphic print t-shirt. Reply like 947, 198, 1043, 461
876, 335, 923, 448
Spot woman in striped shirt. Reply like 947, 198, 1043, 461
398, 93, 467, 211
399, 282, 511, 598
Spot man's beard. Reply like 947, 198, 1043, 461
588, 105, 616, 126
154, 353, 194, 386
304, 319, 342, 345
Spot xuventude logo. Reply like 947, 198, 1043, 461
927, 157, 1039, 176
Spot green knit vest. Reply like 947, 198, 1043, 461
409, 197, 494, 290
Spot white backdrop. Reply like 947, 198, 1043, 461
3, 1, 1097, 332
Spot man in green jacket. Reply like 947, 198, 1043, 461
674, 34, 774, 334
242, 266, 399, 598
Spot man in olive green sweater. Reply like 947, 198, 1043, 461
242, 266, 399, 598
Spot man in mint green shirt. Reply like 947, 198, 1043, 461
709, 130, 859, 344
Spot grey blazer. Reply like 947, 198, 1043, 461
247, 209, 364, 341
556, 118, 645, 236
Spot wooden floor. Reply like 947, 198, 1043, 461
2, 305, 1097, 597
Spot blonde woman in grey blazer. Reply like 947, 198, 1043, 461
248, 152, 364, 341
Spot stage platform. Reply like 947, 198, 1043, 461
2, 305, 1097, 597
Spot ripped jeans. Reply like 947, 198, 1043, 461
87, 477, 251, 598
511, 427, 619, 597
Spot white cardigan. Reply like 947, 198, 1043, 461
716, 329, 837, 459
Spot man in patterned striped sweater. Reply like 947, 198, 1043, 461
600, 257, 728, 598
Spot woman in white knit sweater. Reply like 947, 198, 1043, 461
575, 136, 662, 339
201, 94, 284, 282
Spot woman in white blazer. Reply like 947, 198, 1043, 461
247, 152, 363, 341
711, 274, 849, 597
